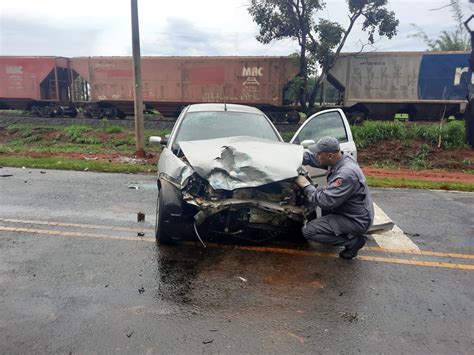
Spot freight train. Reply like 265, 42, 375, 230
327, 51, 473, 121
1, 52, 472, 123
0, 56, 300, 122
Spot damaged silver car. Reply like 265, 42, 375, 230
149, 103, 357, 244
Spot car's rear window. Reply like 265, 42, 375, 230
173, 111, 281, 144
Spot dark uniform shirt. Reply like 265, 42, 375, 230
302, 151, 374, 232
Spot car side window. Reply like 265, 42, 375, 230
293, 111, 348, 144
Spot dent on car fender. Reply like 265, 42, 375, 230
158, 148, 194, 187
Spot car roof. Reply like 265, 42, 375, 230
186, 103, 264, 114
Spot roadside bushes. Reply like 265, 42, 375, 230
352, 121, 466, 149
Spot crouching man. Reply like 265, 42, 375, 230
295, 136, 374, 259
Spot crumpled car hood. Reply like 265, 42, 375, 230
179, 136, 303, 190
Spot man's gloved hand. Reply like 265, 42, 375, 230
295, 175, 311, 189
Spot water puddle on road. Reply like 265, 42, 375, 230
152, 243, 225, 306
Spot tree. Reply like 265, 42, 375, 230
248, 0, 399, 113
410, 0, 471, 51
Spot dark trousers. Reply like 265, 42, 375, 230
301, 213, 369, 247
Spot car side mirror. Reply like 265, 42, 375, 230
149, 136, 167, 145
300, 139, 316, 148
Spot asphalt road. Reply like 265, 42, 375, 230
0, 167, 473, 354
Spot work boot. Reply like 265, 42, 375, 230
339, 235, 366, 260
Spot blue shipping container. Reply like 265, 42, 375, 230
418, 53, 472, 100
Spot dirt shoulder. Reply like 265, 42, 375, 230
362, 167, 474, 184
357, 138, 474, 185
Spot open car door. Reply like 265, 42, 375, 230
290, 109, 393, 233
290, 108, 356, 185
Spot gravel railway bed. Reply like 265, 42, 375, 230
0, 114, 301, 132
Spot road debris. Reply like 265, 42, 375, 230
0, 174, 13, 177
138, 287, 145, 294
340, 312, 359, 323
126, 330, 134, 338
137, 232, 145, 237
40, 171, 46, 174
117, 156, 147, 164
137, 212, 145, 222
202, 339, 214, 344
287, 332, 305, 344
238, 277, 247, 282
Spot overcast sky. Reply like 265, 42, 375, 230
1, 0, 473, 57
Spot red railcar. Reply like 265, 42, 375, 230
0, 56, 298, 121
69, 56, 298, 120
0, 56, 77, 116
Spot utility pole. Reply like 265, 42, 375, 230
464, 13, 474, 148
131, 0, 145, 157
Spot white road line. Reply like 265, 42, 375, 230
371, 203, 420, 252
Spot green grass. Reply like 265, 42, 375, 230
367, 176, 474, 192
104, 125, 124, 134
0, 124, 167, 173
0, 124, 172, 158
352, 120, 466, 149
0, 144, 134, 155
407, 143, 432, 170
280, 131, 295, 142
1, 123, 471, 190
370, 160, 400, 170
0, 156, 156, 174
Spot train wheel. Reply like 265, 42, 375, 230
117, 110, 126, 119
104, 107, 118, 119
31, 106, 41, 116
82, 106, 93, 118
50, 106, 64, 118
40, 106, 52, 117
90, 107, 105, 119
67, 107, 78, 118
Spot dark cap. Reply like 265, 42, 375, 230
308, 136, 340, 154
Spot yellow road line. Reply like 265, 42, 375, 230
364, 246, 474, 260
1, 225, 474, 271
357, 255, 474, 270
233, 245, 474, 270
0, 226, 155, 243
2, 218, 473, 261
0, 218, 155, 234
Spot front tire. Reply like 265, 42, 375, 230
155, 189, 174, 245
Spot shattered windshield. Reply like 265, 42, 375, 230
173, 111, 280, 146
